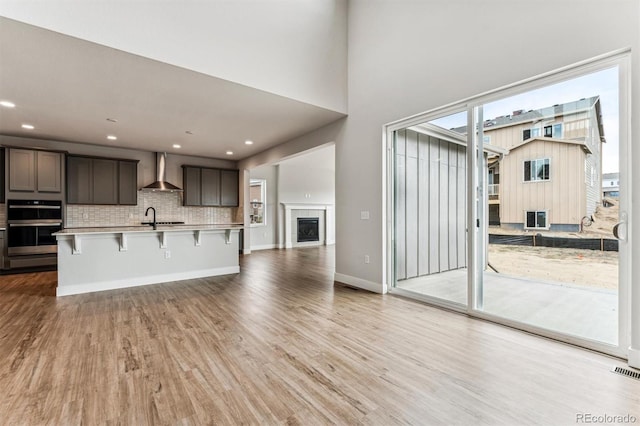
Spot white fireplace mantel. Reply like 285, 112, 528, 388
281, 203, 334, 248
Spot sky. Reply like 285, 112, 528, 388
429, 67, 619, 173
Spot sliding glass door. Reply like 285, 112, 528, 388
388, 53, 630, 357
474, 67, 625, 349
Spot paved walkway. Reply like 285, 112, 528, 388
397, 269, 618, 345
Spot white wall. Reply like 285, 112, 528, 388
277, 145, 335, 247
278, 145, 335, 204
0, 0, 347, 113
330, 0, 639, 291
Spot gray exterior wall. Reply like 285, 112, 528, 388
395, 129, 467, 281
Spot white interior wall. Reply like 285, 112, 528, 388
277, 145, 336, 247
277, 145, 335, 204
0, 0, 347, 113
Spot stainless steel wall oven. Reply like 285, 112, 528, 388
7, 200, 62, 256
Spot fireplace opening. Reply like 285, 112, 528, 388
297, 217, 319, 242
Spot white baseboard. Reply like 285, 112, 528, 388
334, 272, 387, 294
57, 266, 240, 297
629, 346, 640, 369
250, 244, 278, 251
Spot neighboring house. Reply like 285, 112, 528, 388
457, 97, 605, 232
602, 172, 620, 198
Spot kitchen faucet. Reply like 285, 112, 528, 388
145, 207, 157, 230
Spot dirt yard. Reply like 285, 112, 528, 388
486, 198, 620, 290
488, 244, 618, 290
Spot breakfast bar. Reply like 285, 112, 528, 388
55, 225, 242, 296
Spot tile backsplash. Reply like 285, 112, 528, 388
65, 191, 237, 228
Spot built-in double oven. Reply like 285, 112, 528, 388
7, 200, 62, 256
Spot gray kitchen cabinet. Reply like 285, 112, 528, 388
92, 159, 118, 204
67, 155, 138, 205
0, 149, 5, 202
182, 166, 239, 207
36, 151, 62, 192
201, 168, 221, 206
183, 166, 201, 206
0, 229, 5, 270
8, 148, 63, 193
67, 156, 92, 204
118, 161, 138, 205
220, 169, 239, 206
8, 148, 36, 191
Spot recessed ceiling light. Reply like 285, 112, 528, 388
21, 124, 34, 130
0, 101, 16, 108
106, 118, 117, 123
107, 135, 117, 140
245, 140, 254, 145
226, 151, 234, 155
173, 144, 181, 149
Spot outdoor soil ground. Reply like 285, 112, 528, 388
488, 244, 618, 290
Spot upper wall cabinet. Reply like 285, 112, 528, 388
8, 148, 62, 193
182, 166, 239, 207
67, 155, 138, 205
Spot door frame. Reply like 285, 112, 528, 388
384, 49, 632, 359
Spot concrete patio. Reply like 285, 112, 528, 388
397, 268, 618, 345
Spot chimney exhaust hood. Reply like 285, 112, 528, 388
141, 152, 183, 192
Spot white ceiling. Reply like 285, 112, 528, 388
0, 18, 346, 161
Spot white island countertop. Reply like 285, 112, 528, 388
55, 224, 243, 297
55, 223, 243, 235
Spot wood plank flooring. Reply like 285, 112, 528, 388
0, 246, 638, 425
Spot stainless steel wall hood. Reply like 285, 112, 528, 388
141, 152, 183, 192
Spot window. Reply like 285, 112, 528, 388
543, 123, 563, 138
523, 127, 541, 140
525, 210, 547, 229
249, 179, 266, 226
483, 135, 491, 144
524, 158, 550, 181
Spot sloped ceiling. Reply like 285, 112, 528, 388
0, 17, 346, 160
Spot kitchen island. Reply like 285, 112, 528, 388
55, 224, 242, 296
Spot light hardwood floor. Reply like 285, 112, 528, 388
0, 246, 638, 425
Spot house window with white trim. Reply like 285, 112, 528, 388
522, 127, 540, 141
525, 210, 547, 229
543, 123, 563, 138
524, 158, 550, 181
250, 179, 267, 226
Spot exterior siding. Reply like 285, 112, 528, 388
500, 140, 585, 227
483, 100, 602, 229
395, 129, 466, 281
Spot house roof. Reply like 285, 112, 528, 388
508, 137, 592, 154
603, 172, 619, 180
407, 123, 508, 156
451, 96, 602, 135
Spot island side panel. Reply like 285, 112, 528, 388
56, 230, 240, 296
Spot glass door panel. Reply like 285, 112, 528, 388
475, 67, 621, 346
393, 111, 469, 307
